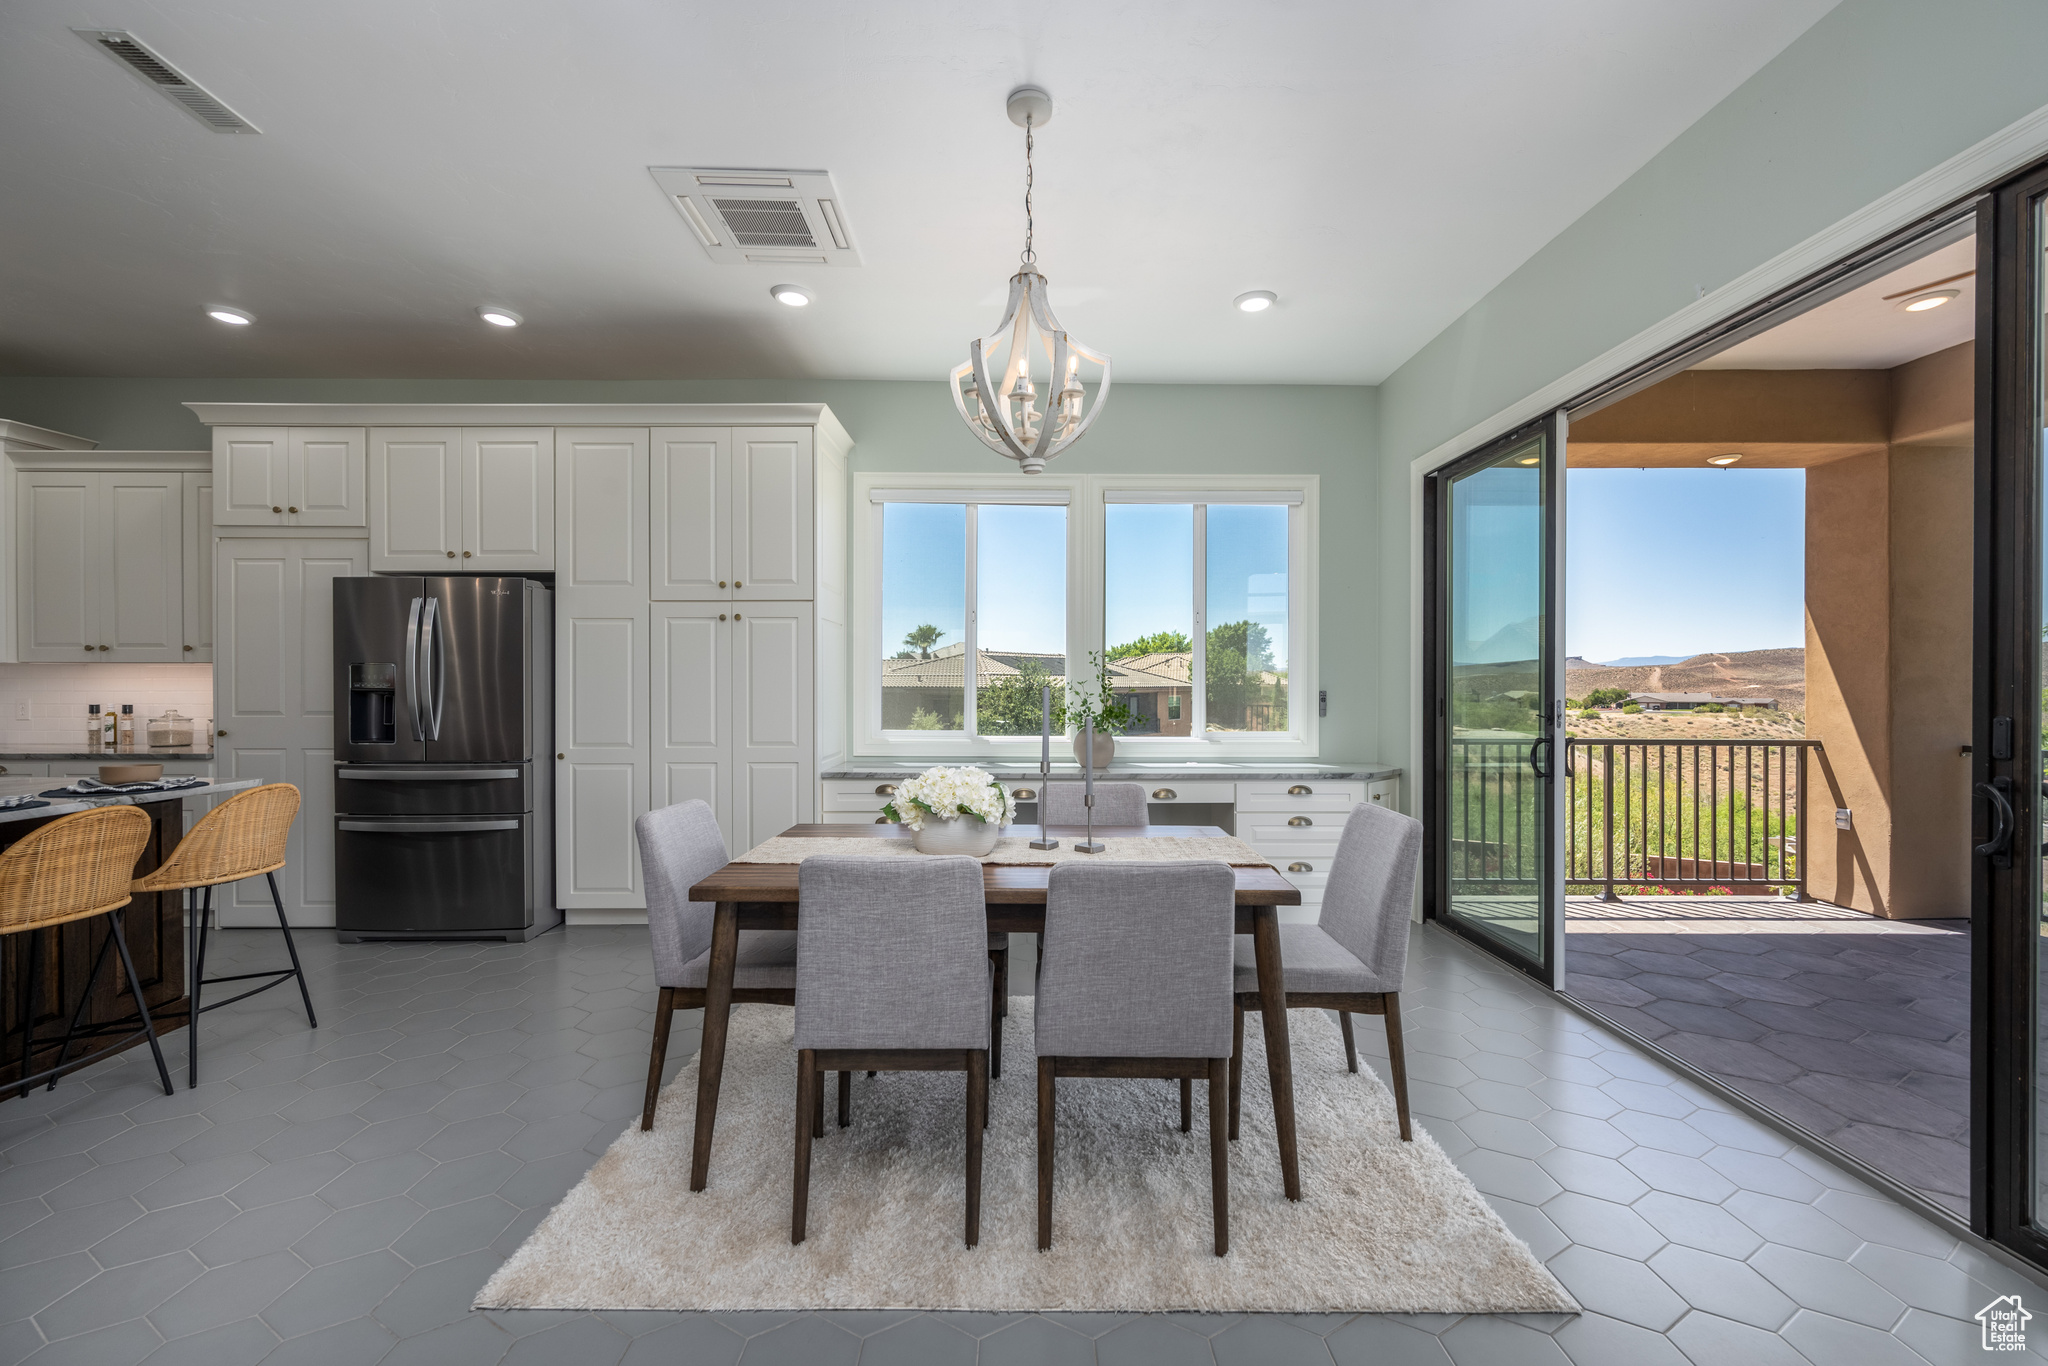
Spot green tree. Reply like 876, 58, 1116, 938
1107, 629, 1193, 660
1585, 687, 1632, 708
907, 707, 947, 730
1205, 620, 1276, 728
976, 657, 1067, 736
902, 624, 945, 660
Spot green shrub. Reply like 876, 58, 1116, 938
1621, 703, 1642, 714
1579, 708, 1599, 719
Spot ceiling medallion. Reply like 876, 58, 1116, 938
950, 87, 1112, 474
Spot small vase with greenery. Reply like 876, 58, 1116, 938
1066, 651, 1136, 765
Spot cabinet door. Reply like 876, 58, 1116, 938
650, 427, 730, 599
100, 472, 184, 661
213, 429, 290, 525
652, 604, 731, 842
182, 474, 212, 661
556, 428, 649, 593
731, 602, 813, 851
732, 428, 813, 600
556, 592, 649, 909
463, 428, 555, 571
369, 428, 461, 571
289, 427, 367, 527
215, 537, 368, 926
16, 471, 99, 660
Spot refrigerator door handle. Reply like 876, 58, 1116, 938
423, 596, 445, 741
337, 768, 520, 781
404, 596, 425, 741
338, 819, 521, 833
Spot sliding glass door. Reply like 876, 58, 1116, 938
1426, 414, 1566, 986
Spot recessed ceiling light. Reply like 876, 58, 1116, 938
1517, 456, 1539, 466
1707, 453, 1742, 466
1234, 291, 1277, 313
771, 284, 812, 307
206, 305, 254, 326
477, 307, 522, 327
1898, 289, 1959, 313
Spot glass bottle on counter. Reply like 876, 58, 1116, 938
118, 705, 135, 752
101, 705, 117, 749
86, 704, 102, 752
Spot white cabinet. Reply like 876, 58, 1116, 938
649, 426, 813, 600
652, 603, 730, 835
183, 474, 212, 661
559, 428, 650, 593
16, 470, 184, 661
370, 427, 554, 573
556, 594, 650, 910
213, 427, 366, 527
214, 537, 367, 926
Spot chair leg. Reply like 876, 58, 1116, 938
1179, 1077, 1192, 1133
812, 1061, 826, 1139
1228, 1004, 1243, 1141
47, 921, 117, 1091
1339, 1010, 1358, 1073
1036, 1058, 1055, 1251
990, 985, 1004, 1082
641, 987, 675, 1131
991, 941, 1009, 1018
792, 1049, 816, 1244
837, 1070, 850, 1129
1208, 1057, 1230, 1256
109, 910, 173, 1097
965, 1050, 986, 1248
266, 871, 318, 1028
189, 887, 211, 1087
15, 928, 42, 1100
1384, 993, 1412, 1142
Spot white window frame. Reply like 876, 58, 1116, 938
852, 471, 1318, 758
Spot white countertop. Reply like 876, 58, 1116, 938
0, 777, 259, 826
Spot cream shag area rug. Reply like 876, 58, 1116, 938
476, 1001, 1577, 1314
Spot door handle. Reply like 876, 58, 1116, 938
1530, 736, 1553, 780
404, 597, 425, 741
338, 819, 520, 833
337, 768, 518, 781
1976, 779, 2014, 862
423, 597, 445, 741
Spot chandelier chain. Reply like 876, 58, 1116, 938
1021, 116, 1035, 266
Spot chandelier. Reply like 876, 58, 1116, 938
950, 86, 1111, 474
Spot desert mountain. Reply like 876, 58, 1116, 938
1568, 648, 1804, 713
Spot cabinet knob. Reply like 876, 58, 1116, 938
182, 645, 194, 652
733, 613, 741, 620
557, 753, 565, 760
83, 645, 94, 653
1151, 788, 1176, 800
719, 613, 727, 621
875, 784, 897, 796
1288, 861, 1314, 873
462, 551, 472, 559
1287, 815, 1313, 827
271, 506, 282, 514
446, 551, 456, 559
734, 581, 742, 588
216, 729, 228, 737
718, 581, 726, 588
1015, 788, 1036, 800
1288, 784, 1313, 795
287, 506, 299, 514
0, 765, 8, 775
98, 645, 109, 651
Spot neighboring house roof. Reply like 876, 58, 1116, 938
1107, 652, 1192, 688
881, 644, 1065, 688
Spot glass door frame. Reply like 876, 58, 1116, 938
1423, 410, 1568, 989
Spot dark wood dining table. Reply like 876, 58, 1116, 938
685, 823, 1305, 1201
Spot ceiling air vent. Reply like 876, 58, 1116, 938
648, 167, 861, 267
74, 29, 259, 134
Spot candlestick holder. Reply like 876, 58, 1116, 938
1029, 754, 1059, 850
1074, 715, 1105, 853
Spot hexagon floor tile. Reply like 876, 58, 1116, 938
0, 924, 2034, 1365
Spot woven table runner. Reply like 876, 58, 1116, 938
734, 833, 1273, 868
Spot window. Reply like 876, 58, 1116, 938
857, 476, 1313, 754
1103, 493, 1299, 737
877, 493, 1067, 735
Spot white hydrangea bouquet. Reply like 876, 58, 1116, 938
880, 765, 1014, 856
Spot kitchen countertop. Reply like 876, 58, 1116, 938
823, 761, 1401, 782
0, 747, 215, 762
0, 777, 256, 826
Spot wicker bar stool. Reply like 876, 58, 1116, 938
128, 784, 315, 1086
4, 805, 173, 1098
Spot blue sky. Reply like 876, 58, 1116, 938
1566, 468, 1804, 660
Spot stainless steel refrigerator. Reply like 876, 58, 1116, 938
331, 577, 558, 942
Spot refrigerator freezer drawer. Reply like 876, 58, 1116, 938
335, 815, 537, 936
334, 763, 532, 815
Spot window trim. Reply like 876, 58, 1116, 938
851, 471, 1318, 758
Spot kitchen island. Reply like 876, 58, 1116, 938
0, 778, 260, 1092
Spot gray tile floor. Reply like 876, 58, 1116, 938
1563, 899, 1970, 1214
0, 920, 2039, 1365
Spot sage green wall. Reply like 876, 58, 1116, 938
1371, 0, 2048, 766
0, 376, 1383, 762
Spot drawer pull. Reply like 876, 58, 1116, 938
1288, 816, 1313, 827
1288, 784, 1313, 796
875, 816, 889, 824
1288, 861, 1313, 874
1015, 788, 1036, 800
875, 784, 897, 796
1151, 788, 1176, 800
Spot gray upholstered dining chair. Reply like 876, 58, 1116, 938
1035, 860, 1237, 1255
638, 799, 830, 1132
792, 855, 991, 1246
1230, 801, 1423, 1142
1041, 781, 1149, 827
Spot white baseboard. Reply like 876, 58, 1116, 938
565, 908, 650, 927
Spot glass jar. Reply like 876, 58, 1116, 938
147, 709, 195, 749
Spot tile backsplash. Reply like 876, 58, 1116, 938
0, 664, 213, 747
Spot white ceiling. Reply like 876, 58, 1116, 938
0, 1, 1837, 383
1693, 237, 1976, 370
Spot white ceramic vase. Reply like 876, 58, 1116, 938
911, 815, 1001, 857
1072, 730, 1116, 768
